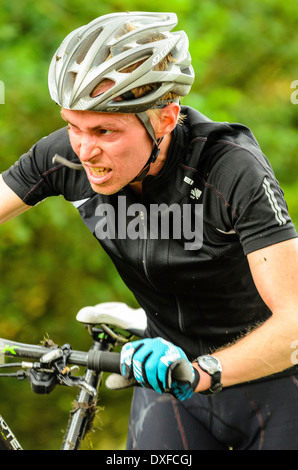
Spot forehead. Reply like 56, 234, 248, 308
60, 108, 138, 130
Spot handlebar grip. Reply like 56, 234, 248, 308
87, 351, 193, 383
87, 350, 121, 374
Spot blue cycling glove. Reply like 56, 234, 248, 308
120, 337, 196, 401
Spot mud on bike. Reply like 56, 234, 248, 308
0, 302, 149, 450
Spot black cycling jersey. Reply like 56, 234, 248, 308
2, 106, 297, 360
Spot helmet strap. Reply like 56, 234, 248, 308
130, 112, 163, 183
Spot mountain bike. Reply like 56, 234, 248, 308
0, 302, 148, 450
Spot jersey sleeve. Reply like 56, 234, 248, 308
234, 173, 296, 254
1, 128, 83, 206
207, 143, 297, 255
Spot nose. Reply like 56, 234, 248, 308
78, 134, 101, 163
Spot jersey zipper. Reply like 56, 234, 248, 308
175, 294, 186, 333
140, 210, 154, 288
140, 209, 185, 334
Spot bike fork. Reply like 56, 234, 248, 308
61, 335, 110, 450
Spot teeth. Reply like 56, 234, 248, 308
90, 167, 110, 176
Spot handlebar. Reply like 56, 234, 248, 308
0, 338, 121, 373
0, 337, 191, 385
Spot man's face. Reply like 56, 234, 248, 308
61, 108, 153, 195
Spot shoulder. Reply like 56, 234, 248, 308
181, 106, 271, 182
5, 126, 91, 205
207, 139, 273, 188
32, 127, 92, 202
189, 115, 277, 199
33, 126, 74, 161
203, 137, 280, 220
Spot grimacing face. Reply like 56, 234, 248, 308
61, 108, 154, 195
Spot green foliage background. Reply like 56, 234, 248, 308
0, 0, 297, 450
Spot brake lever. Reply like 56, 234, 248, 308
57, 373, 97, 398
41, 344, 97, 397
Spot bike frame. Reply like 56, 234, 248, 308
0, 413, 23, 450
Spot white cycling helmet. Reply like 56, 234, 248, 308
48, 11, 194, 113
48, 12, 194, 180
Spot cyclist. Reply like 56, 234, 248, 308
0, 12, 298, 450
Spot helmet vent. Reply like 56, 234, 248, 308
75, 28, 103, 64
91, 79, 116, 98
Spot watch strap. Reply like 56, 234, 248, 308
196, 355, 222, 395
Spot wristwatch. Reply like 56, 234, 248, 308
196, 355, 222, 395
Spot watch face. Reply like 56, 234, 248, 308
199, 356, 222, 373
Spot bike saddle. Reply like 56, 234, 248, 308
76, 302, 147, 337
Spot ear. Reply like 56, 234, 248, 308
155, 103, 180, 138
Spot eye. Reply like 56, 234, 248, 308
97, 129, 114, 135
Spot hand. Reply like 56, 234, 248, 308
120, 337, 196, 401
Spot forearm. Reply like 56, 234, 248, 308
0, 174, 31, 224
192, 312, 298, 392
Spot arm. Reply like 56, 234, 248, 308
0, 174, 31, 224
193, 237, 298, 391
